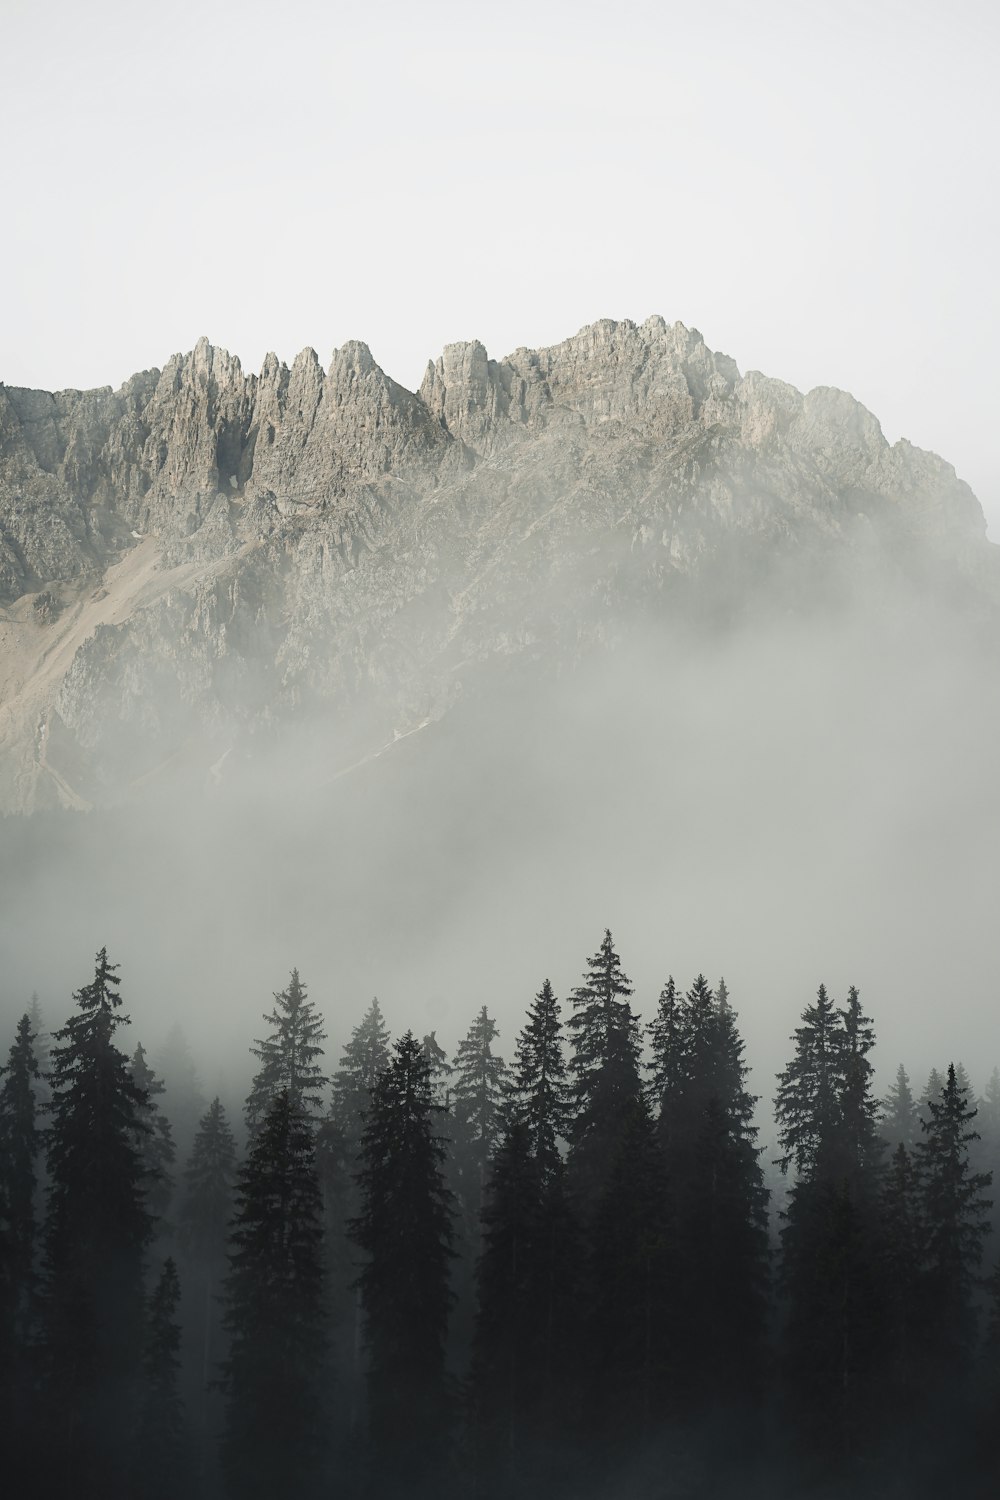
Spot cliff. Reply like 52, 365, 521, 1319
0, 315, 992, 811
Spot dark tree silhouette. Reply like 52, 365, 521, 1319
451, 1005, 508, 1241
42, 948, 154, 1493
0, 1009, 42, 1486
130, 1041, 177, 1225
773, 984, 884, 1467
0, 1011, 41, 1331
914, 1063, 993, 1370
321, 995, 392, 1437
508, 978, 571, 1184
221, 1089, 327, 1499
566, 929, 643, 1214
881, 1063, 920, 1152
136, 1257, 185, 1500
245, 968, 327, 1135
352, 1031, 455, 1496
330, 996, 392, 1143
178, 1096, 237, 1457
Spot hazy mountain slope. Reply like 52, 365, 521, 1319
0, 316, 993, 811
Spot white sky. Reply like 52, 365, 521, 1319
3, 0, 998, 529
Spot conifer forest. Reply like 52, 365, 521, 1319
1, 934, 998, 1500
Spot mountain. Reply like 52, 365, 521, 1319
0, 315, 994, 813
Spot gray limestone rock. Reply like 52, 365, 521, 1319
0, 316, 992, 812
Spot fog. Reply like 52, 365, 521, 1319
3, 572, 998, 1124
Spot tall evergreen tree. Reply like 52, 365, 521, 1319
177, 1096, 237, 1450
471, 1113, 581, 1498
587, 1097, 671, 1447
42, 948, 154, 1493
136, 1257, 185, 1500
452, 1006, 509, 1239
773, 984, 884, 1466
222, 1089, 327, 1499
470, 1120, 547, 1495
881, 1063, 920, 1151
322, 996, 392, 1435
0, 1010, 42, 1482
352, 1031, 455, 1496
879, 1142, 922, 1410
508, 979, 571, 1184
773, 984, 844, 1179
649, 976, 769, 1412
913, 1063, 993, 1370
422, 1029, 454, 1109
566, 929, 643, 1213
131, 1041, 177, 1224
918, 1067, 944, 1129
645, 975, 686, 1127
330, 997, 392, 1143
973, 1066, 1000, 1251
245, 968, 327, 1135
0, 1011, 41, 1329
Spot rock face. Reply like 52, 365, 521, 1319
0, 316, 992, 812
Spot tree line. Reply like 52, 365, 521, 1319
1, 933, 999, 1499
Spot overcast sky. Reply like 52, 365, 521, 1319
4, 0, 998, 529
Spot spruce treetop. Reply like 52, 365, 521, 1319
330, 996, 391, 1137
568, 927, 641, 1086
179, 1096, 237, 1259
915, 1063, 993, 1283
452, 1006, 509, 1147
509, 978, 571, 1180
881, 1063, 919, 1152
245, 968, 328, 1133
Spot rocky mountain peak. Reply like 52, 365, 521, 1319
0, 316, 992, 812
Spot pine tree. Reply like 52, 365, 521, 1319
323, 997, 392, 1437
881, 1063, 920, 1151
42, 948, 154, 1492
177, 1097, 237, 1447
131, 1041, 177, 1224
222, 1089, 327, 1499
587, 1097, 671, 1447
330, 997, 391, 1144
566, 929, 643, 1214
686, 982, 770, 1407
974, 1066, 1000, 1252
470, 1120, 546, 1495
649, 976, 769, 1413
508, 979, 571, 1184
773, 984, 884, 1465
245, 968, 328, 1135
838, 987, 881, 1179
918, 1067, 944, 1130
880, 1142, 921, 1409
136, 1257, 185, 1500
351, 1031, 455, 1496
646, 975, 686, 1128
451, 1005, 509, 1239
0, 1012, 41, 1329
0, 1010, 42, 1480
913, 1063, 993, 1370
422, 1029, 454, 1109
773, 984, 843, 1178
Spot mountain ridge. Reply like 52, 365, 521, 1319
0, 315, 994, 813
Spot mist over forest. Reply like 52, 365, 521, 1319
3, 310, 1000, 1498
3, 581, 999, 1093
